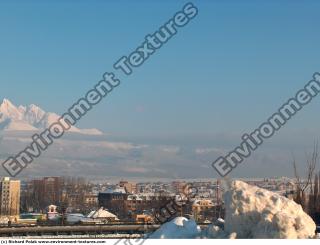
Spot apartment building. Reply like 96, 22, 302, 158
0, 177, 20, 218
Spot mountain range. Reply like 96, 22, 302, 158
0, 98, 103, 135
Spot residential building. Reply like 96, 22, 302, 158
0, 177, 20, 219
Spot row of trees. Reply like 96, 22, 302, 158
20, 177, 93, 213
292, 143, 320, 224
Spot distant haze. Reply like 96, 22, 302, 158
1, 1, 320, 179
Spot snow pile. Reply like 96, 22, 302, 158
66, 213, 85, 224
222, 180, 316, 239
87, 208, 119, 220
151, 180, 316, 239
203, 224, 237, 239
149, 217, 200, 239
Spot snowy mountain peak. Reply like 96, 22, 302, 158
2, 98, 13, 105
18, 105, 26, 114
25, 104, 46, 125
0, 98, 22, 120
0, 98, 103, 135
28, 103, 43, 111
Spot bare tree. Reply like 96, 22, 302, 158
312, 173, 319, 215
292, 142, 318, 211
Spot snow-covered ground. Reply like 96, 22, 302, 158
149, 217, 200, 239
150, 180, 317, 239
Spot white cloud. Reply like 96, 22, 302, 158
195, 147, 225, 155
161, 146, 180, 154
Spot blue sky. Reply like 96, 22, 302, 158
1, 0, 320, 178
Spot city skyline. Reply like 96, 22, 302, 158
1, 0, 320, 241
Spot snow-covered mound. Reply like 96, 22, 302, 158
152, 181, 316, 239
203, 223, 237, 239
149, 217, 200, 239
223, 180, 316, 239
0, 98, 103, 135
